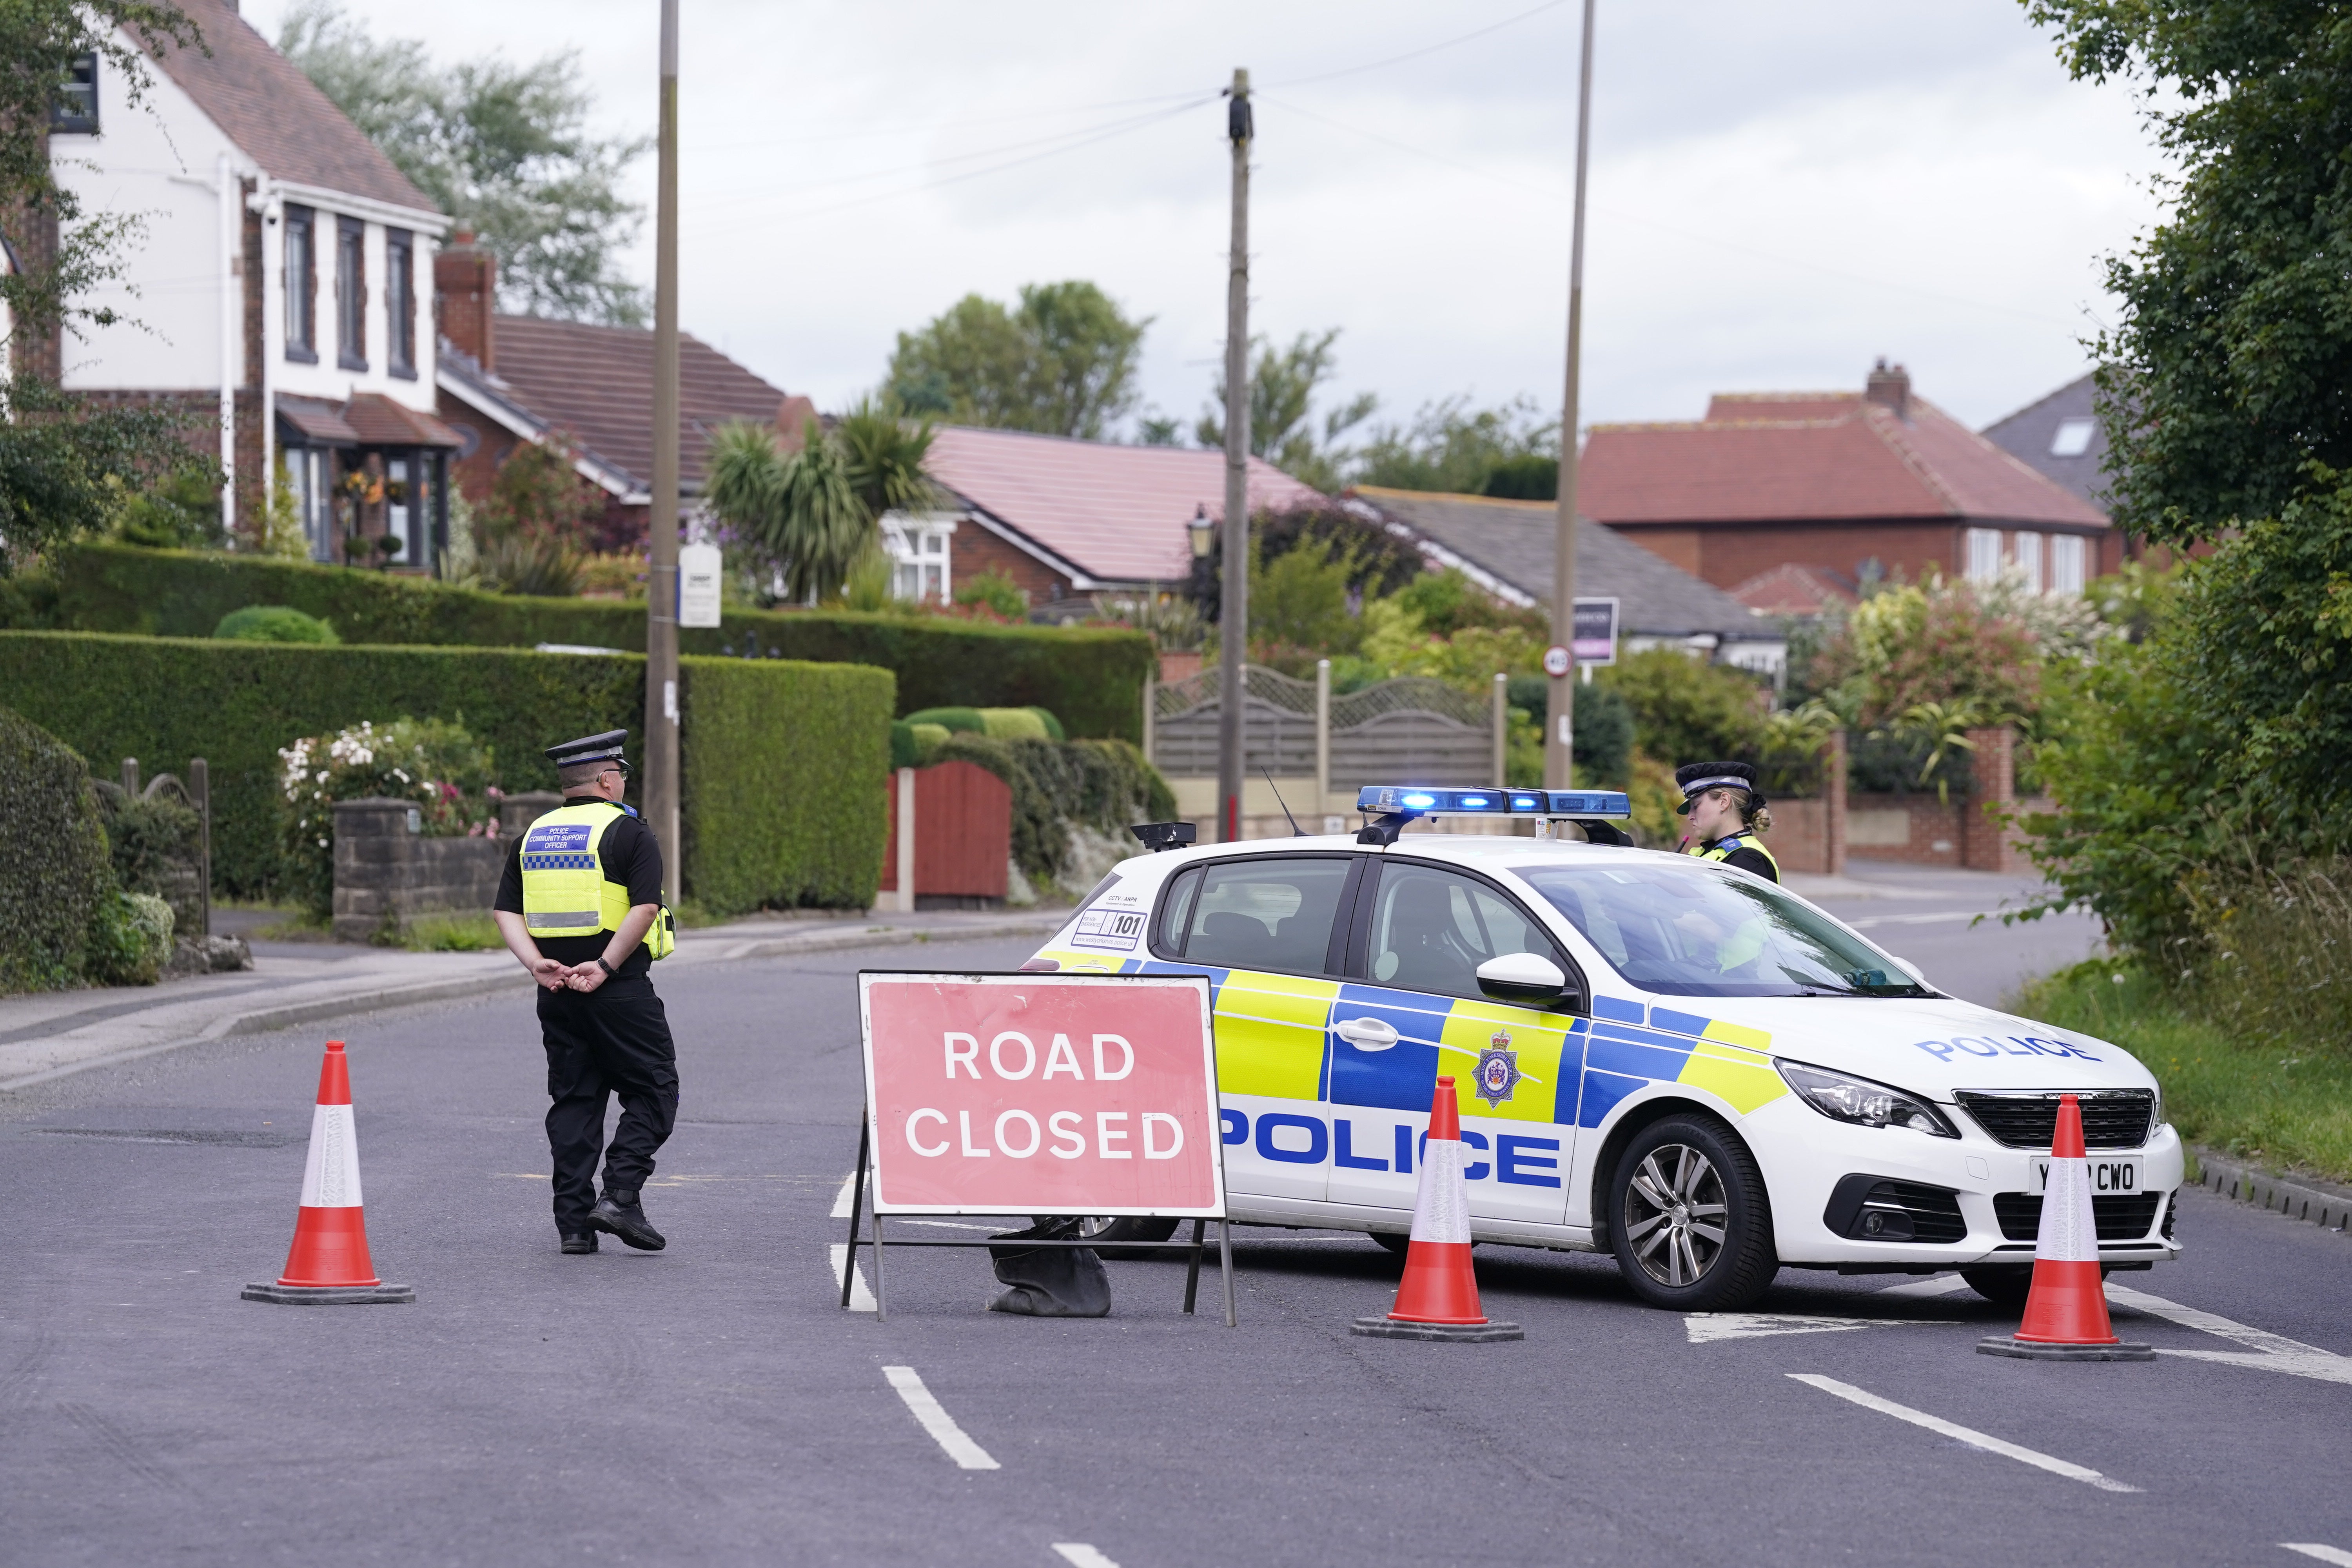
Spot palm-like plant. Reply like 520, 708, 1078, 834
835, 395, 947, 521
705, 415, 870, 604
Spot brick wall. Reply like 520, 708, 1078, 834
330, 791, 557, 942
954, 523, 1065, 606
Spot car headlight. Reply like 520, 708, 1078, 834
1776, 1059, 1958, 1137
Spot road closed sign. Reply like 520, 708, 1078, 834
858, 972, 1223, 1217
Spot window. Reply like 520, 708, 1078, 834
2051, 534, 2087, 595
336, 217, 367, 370
284, 207, 317, 363
884, 516, 955, 601
1159, 857, 1353, 976
2013, 530, 2043, 594
287, 448, 330, 560
1964, 527, 2002, 583
2050, 416, 2096, 458
51, 52, 97, 134
1363, 863, 1559, 1003
385, 230, 414, 377
1518, 861, 1928, 999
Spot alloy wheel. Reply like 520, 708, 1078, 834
1621, 1143, 1730, 1288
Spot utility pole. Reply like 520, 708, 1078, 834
1546, 0, 1596, 790
1216, 68, 1252, 844
643, 0, 682, 893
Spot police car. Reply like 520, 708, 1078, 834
1021, 786, 2182, 1312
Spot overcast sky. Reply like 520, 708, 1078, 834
241, 0, 2170, 443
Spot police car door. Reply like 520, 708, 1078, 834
1327, 859, 1581, 1226
1147, 853, 1361, 1203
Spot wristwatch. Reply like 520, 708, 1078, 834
595, 957, 615, 977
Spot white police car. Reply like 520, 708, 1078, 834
1022, 786, 2182, 1312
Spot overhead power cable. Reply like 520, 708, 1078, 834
1262, 0, 1576, 91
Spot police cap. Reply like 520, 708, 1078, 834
1674, 760, 1761, 816
546, 730, 631, 772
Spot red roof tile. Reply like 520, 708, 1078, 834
923, 427, 1325, 584
343, 392, 461, 449
1729, 563, 1856, 618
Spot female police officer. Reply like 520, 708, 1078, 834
1673, 760, 1780, 884
491, 730, 679, 1255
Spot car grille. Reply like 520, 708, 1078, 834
1954, 1090, 2154, 1150
1847, 1180, 1967, 1244
1993, 1191, 2165, 1242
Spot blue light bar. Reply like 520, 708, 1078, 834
1356, 785, 1630, 820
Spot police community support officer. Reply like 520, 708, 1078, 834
1673, 760, 1781, 884
490, 730, 680, 1255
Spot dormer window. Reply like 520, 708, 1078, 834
2049, 417, 2096, 458
51, 53, 97, 134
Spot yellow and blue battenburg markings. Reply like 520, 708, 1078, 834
520, 822, 598, 871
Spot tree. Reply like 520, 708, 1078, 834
1195, 329, 1377, 493
1353, 394, 1559, 495
705, 416, 877, 605
279, 0, 647, 324
834, 396, 947, 523
0, 2, 211, 565
2028, 0, 2352, 544
887, 281, 1149, 440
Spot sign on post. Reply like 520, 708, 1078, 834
1572, 596, 1619, 666
847, 971, 1232, 1323
679, 541, 723, 628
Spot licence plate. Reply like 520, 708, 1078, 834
2029, 1156, 2146, 1196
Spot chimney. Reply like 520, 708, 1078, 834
775, 394, 818, 453
434, 231, 495, 372
1864, 358, 1911, 421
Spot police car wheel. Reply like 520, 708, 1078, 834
1608, 1114, 1777, 1312
1078, 1216, 1181, 1251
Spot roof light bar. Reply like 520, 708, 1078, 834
1355, 785, 1631, 820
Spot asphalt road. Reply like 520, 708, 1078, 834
1804, 859, 2108, 1010
6, 929, 2347, 1568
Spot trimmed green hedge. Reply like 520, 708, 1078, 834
0, 706, 114, 991
45, 541, 1151, 742
0, 633, 891, 915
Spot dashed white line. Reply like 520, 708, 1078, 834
2282, 1546, 2352, 1566
1788, 1373, 2140, 1493
831, 1172, 857, 1219
1051, 1546, 1121, 1568
829, 1243, 876, 1312
883, 1365, 999, 1470
1686, 1312, 1893, 1343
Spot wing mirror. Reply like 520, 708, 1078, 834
1477, 952, 1578, 1009
1892, 956, 1927, 985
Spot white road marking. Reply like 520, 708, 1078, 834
899, 1218, 1000, 1232
1051, 1547, 1121, 1567
1787, 1374, 2140, 1493
2108, 1285, 2352, 1386
1842, 910, 2000, 930
829, 1243, 876, 1313
1686, 1313, 1893, 1343
882, 1366, 1000, 1470
2282, 1546, 2352, 1566
831, 1172, 857, 1219
1878, 1274, 1974, 1298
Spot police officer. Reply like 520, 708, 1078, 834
490, 731, 680, 1255
1673, 760, 1780, 883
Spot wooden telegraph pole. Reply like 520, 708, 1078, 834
643, 0, 682, 891
1546, 0, 1597, 789
1216, 69, 1252, 843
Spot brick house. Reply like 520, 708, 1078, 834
45, 0, 462, 569
432, 239, 799, 551
1579, 361, 2118, 596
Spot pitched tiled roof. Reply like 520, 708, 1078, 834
1980, 372, 2112, 513
142, 0, 437, 214
1729, 563, 1856, 619
1583, 389, 2107, 531
1351, 486, 1775, 643
439, 316, 791, 497
922, 426, 1326, 585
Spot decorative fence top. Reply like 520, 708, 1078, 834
1154, 665, 1488, 730
1151, 664, 1494, 786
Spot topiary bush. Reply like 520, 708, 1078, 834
0, 706, 114, 992
214, 605, 338, 644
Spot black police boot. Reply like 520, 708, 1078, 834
589, 1188, 666, 1251
561, 1232, 598, 1254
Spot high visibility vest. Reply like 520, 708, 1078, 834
1689, 832, 1781, 882
519, 801, 675, 959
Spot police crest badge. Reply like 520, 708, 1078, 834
1474, 1030, 1522, 1108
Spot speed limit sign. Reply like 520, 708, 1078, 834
1542, 644, 1572, 678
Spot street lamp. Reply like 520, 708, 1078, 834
1188, 503, 1214, 559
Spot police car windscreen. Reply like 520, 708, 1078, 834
1515, 863, 1928, 998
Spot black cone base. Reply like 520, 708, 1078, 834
1352, 1315, 1523, 1341
242, 1281, 415, 1305
1976, 1335, 2154, 1361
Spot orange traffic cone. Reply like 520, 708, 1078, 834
1353, 1076, 1523, 1342
242, 1041, 413, 1305
1978, 1093, 2149, 1360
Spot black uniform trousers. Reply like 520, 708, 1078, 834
537, 976, 679, 1234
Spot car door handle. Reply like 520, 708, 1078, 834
1335, 1018, 1398, 1051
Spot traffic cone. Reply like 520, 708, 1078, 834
1352, 1076, 1523, 1342
242, 1041, 413, 1305
1978, 1093, 2149, 1360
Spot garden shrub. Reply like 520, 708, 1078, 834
0, 706, 114, 992
50, 541, 1149, 740
215, 605, 337, 644
84, 890, 173, 987
276, 718, 501, 920
93, 784, 203, 935
933, 734, 1173, 886
904, 706, 985, 734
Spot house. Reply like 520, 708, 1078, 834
44, 0, 461, 569
432, 240, 799, 551
1349, 485, 1788, 676
909, 426, 1325, 614
1579, 361, 2117, 597
1728, 563, 1855, 621
1980, 371, 2111, 514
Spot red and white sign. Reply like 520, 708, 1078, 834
858, 972, 1223, 1217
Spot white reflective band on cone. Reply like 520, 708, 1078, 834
1408, 1134, 1472, 1245
2036, 1154, 2097, 1262
298, 1103, 365, 1209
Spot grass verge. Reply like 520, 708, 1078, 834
386, 912, 504, 952
2016, 960, 2352, 1185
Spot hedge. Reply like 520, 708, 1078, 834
43, 541, 1151, 742
0, 706, 114, 991
0, 633, 891, 915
